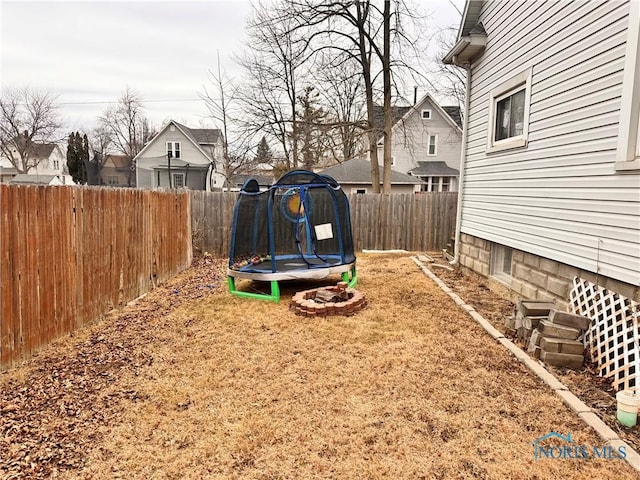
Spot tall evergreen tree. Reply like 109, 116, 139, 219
66, 131, 87, 184
254, 136, 273, 165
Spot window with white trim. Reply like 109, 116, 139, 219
167, 141, 181, 159
53, 160, 59, 170
491, 243, 513, 282
421, 109, 432, 120
615, 0, 640, 171
487, 68, 532, 153
173, 173, 184, 188
427, 134, 437, 156
352, 187, 367, 194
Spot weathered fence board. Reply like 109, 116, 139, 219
190, 191, 458, 257
0, 185, 192, 370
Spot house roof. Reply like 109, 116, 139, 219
105, 155, 130, 169
409, 161, 460, 177
229, 173, 275, 187
373, 94, 463, 138
10, 174, 61, 185
320, 158, 424, 185
442, 106, 463, 128
26, 143, 56, 158
443, 0, 487, 65
185, 128, 221, 145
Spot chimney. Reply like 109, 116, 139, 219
413, 86, 418, 105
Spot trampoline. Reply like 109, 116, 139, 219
227, 170, 356, 301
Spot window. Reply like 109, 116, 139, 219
494, 89, 525, 141
421, 109, 432, 120
427, 135, 437, 156
352, 187, 367, 194
167, 141, 181, 159
491, 243, 513, 281
441, 177, 450, 192
616, 0, 640, 171
107, 176, 118, 185
487, 67, 532, 153
53, 160, 59, 170
173, 173, 185, 188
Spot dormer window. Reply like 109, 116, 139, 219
167, 141, 181, 159
421, 109, 432, 120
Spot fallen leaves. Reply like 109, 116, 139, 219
0, 256, 227, 479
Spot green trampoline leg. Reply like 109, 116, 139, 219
342, 265, 357, 288
227, 276, 281, 302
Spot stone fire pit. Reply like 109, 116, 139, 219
290, 282, 367, 317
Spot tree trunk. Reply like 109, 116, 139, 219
382, 0, 392, 194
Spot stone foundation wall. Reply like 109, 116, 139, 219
458, 233, 640, 310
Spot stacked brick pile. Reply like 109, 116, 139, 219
506, 300, 591, 369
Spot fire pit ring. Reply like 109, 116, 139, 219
289, 282, 367, 317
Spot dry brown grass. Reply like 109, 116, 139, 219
3, 254, 639, 479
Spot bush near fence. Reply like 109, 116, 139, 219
0, 185, 192, 370
1, 187, 456, 370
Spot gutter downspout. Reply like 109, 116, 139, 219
451, 57, 472, 265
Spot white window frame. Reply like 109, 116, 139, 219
490, 243, 513, 283
486, 67, 532, 153
167, 141, 181, 159
53, 160, 59, 170
427, 134, 438, 156
173, 173, 185, 188
351, 187, 367, 194
615, 0, 640, 172
421, 109, 432, 120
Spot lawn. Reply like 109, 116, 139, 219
1, 253, 638, 479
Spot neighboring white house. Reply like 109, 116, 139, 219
135, 120, 225, 191
371, 94, 463, 191
444, 0, 640, 306
0, 142, 71, 184
320, 158, 425, 194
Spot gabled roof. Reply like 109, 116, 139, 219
133, 120, 222, 164
10, 174, 61, 185
104, 154, 130, 169
374, 94, 463, 139
320, 158, 424, 185
409, 161, 460, 177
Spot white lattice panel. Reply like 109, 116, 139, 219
570, 277, 640, 392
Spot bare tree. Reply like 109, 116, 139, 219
261, 0, 429, 192
200, 54, 255, 191
432, 25, 467, 115
0, 87, 63, 173
98, 87, 153, 187
237, 0, 309, 171
317, 56, 367, 163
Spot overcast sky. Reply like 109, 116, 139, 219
1, 0, 464, 133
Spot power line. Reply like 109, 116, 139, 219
59, 98, 203, 106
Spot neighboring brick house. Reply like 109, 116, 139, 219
134, 120, 225, 191
444, 0, 640, 308
371, 94, 463, 192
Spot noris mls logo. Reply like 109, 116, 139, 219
532, 432, 626, 461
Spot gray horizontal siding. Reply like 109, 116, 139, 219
461, 0, 639, 286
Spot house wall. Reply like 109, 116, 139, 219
380, 97, 462, 175
137, 125, 214, 189
462, 0, 639, 287
459, 233, 640, 311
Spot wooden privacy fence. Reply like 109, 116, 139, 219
191, 191, 458, 257
0, 185, 192, 370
